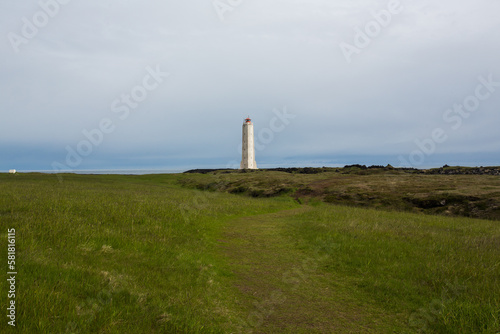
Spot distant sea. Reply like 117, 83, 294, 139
18, 169, 187, 175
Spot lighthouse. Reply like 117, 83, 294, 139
240, 117, 258, 169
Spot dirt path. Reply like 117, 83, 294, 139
220, 208, 388, 334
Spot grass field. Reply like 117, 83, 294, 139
1, 171, 499, 333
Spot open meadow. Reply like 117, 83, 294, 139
1, 170, 499, 333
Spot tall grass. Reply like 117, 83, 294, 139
1, 172, 499, 333
0, 173, 297, 333
285, 204, 500, 333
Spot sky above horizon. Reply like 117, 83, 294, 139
1, 0, 499, 171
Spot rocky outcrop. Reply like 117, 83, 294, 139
425, 166, 500, 176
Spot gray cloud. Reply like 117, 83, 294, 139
1, 0, 499, 170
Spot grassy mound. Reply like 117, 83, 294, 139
179, 168, 500, 220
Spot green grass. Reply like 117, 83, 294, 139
1, 173, 297, 333
1, 172, 499, 333
285, 205, 500, 333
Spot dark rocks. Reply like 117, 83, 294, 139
183, 166, 500, 176
425, 167, 500, 176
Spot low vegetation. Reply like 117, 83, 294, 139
1, 170, 499, 333
180, 166, 500, 220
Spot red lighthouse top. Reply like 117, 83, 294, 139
245, 116, 252, 123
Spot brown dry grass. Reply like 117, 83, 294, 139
179, 168, 500, 220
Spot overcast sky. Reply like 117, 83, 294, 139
1, 0, 499, 171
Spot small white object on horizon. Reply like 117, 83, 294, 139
9, 169, 16, 174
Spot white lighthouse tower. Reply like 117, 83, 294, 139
240, 117, 258, 169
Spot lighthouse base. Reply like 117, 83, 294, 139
239, 161, 258, 170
